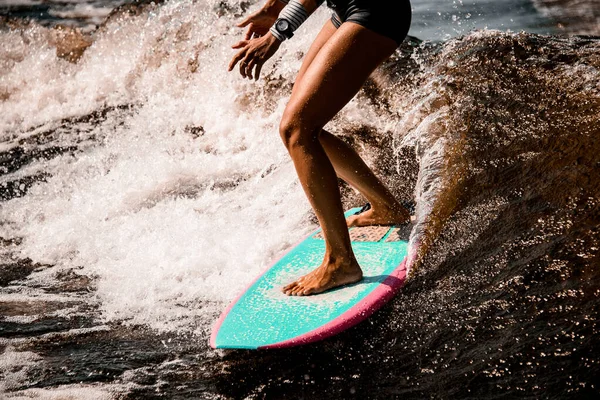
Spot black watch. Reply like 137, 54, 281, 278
275, 18, 294, 39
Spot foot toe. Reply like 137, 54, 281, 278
283, 281, 300, 295
284, 280, 299, 289
292, 286, 305, 296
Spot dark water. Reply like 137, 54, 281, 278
1, 0, 599, 398
0, 0, 561, 39
0, 0, 129, 32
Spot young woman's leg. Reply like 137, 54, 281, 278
318, 131, 410, 227
292, 20, 337, 94
281, 22, 400, 296
293, 23, 410, 230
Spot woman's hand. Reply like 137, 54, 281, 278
229, 33, 281, 80
237, 2, 284, 40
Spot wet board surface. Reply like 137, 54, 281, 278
210, 208, 412, 349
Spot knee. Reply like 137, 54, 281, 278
279, 111, 315, 151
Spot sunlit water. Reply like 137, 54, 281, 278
1, 0, 599, 398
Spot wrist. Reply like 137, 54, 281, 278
269, 0, 309, 42
266, 31, 282, 45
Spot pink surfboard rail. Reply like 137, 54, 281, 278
260, 250, 416, 349
210, 229, 418, 350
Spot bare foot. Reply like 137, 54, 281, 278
346, 204, 410, 227
282, 256, 363, 296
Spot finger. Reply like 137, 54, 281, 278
245, 59, 257, 80
228, 48, 247, 71
244, 24, 254, 41
254, 62, 263, 81
240, 52, 254, 79
237, 14, 253, 28
231, 40, 248, 49
239, 59, 247, 78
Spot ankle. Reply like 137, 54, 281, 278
383, 201, 410, 217
323, 251, 355, 266
369, 200, 397, 214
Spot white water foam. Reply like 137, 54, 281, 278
48, 4, 115, 24
4, 384, 129, 400
0, 0, 461, 341
2, 0, 422, 334
0, 346, 43, 392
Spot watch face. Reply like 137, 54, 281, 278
276, 19, 290, 32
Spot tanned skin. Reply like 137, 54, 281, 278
229, 0, 410, 296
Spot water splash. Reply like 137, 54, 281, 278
1, 0, 599, 398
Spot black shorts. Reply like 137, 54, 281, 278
329, 0, 412, 46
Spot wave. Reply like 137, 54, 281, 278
533, 0, 600, 35
0, 0, 599, 398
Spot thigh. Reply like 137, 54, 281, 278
292, 19, 338, 96
284, 21, 398, 132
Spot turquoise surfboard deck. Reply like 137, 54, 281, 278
210, 207, 412, 349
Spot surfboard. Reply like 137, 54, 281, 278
210, 207, 414, 349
